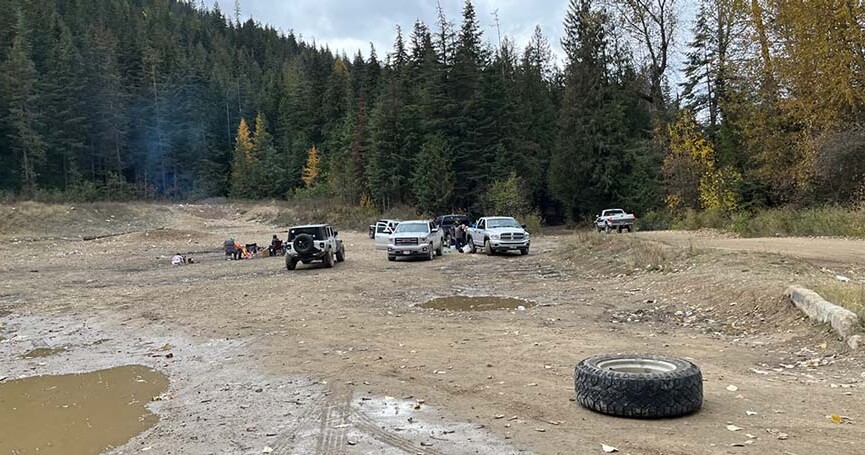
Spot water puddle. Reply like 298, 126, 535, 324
21, 347, 67, 358
0, 365, 169, 455
421, 296, 536, 312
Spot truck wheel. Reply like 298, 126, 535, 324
625, 226, 633, 233
575, 354, 703, 418
484, 239, 494, 256
388, 255, 396, 262
617, 226, 623, 234
605, 224, 611, 234
467, 238, 476, 253
324, 249, 335, 268
286, 257, 297, 271
427, 245, 435, 261
435, 242, 443, 256
336, 245, 345, 262
520, 248, 529, 256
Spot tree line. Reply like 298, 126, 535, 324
1, 0, 863, 223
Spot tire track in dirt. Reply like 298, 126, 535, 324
269, 393, 327, 452
350, 409, 448, 455
315, 384, 352, 455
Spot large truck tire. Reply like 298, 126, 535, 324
293, 234, 315, 255
575, 354, 703, 418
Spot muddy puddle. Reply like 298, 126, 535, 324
422, 296, 536, 312
0, 365, 168, 455
21, 347, 67, 358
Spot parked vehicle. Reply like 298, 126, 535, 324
434, 214, 472, 245
285, 224, 345, 270
387, 220, 444, 261
466, 216, 530, 256
595, 209, 636, 233
369, 219, 399, 239
373, 220, 400, 250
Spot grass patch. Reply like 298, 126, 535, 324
640, 206, 865, 239
0, 201, 170, 240
812, 282, 865, 322
562, 231, 697, 274
245, 198, 419, 232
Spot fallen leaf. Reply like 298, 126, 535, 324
601, 444, 618, 453
830, 414, 843, 424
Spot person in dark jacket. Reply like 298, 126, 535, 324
454, 221, 467, 251
224, 238, 241, 260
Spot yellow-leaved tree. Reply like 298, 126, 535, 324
663, 111, 740, 213
301, 145, 320, 188
230, 118, 254, 197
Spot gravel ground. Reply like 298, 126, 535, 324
1, 203, 864, 455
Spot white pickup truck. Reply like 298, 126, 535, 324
595, 209, 636, 233
387, 220, 444, 261
466, 216, 531, 256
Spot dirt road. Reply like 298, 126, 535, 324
1, 204, 863, 455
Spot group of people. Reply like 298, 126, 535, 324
224, 235, 285, 260
171, 253, 194, 266
451, 221, 470, 252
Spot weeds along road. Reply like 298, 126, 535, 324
635, 230, 865, 267
1, 203, 864, 455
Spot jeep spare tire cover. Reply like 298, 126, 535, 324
293, 234, 315, 255
574, 354, 702, 418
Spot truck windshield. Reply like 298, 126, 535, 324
487, 218, 521, 229
395, 223, 429, 233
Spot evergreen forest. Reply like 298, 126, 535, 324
1, 0, 864, 223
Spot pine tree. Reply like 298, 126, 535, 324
0, 13, 46, 196
450, 0, 488, 208
43, 17, 87, 189
252, 112, 284, 197
413, 135, 454, 215
515, 26, 558, 205
550, 0, 635, 219
84, 25, 127, 182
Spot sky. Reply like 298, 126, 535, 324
218, 0, 571, 65
217, 0, 694, 85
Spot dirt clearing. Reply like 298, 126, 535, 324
1, 203, 864, 454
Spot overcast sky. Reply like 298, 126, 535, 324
217, 0, 693, 84
219, 1, 571, 64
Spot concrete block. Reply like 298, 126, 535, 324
787, 286, 861, 340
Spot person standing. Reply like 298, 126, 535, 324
454, 220, 467, 252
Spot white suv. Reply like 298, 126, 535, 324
285, 224, 345, 270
